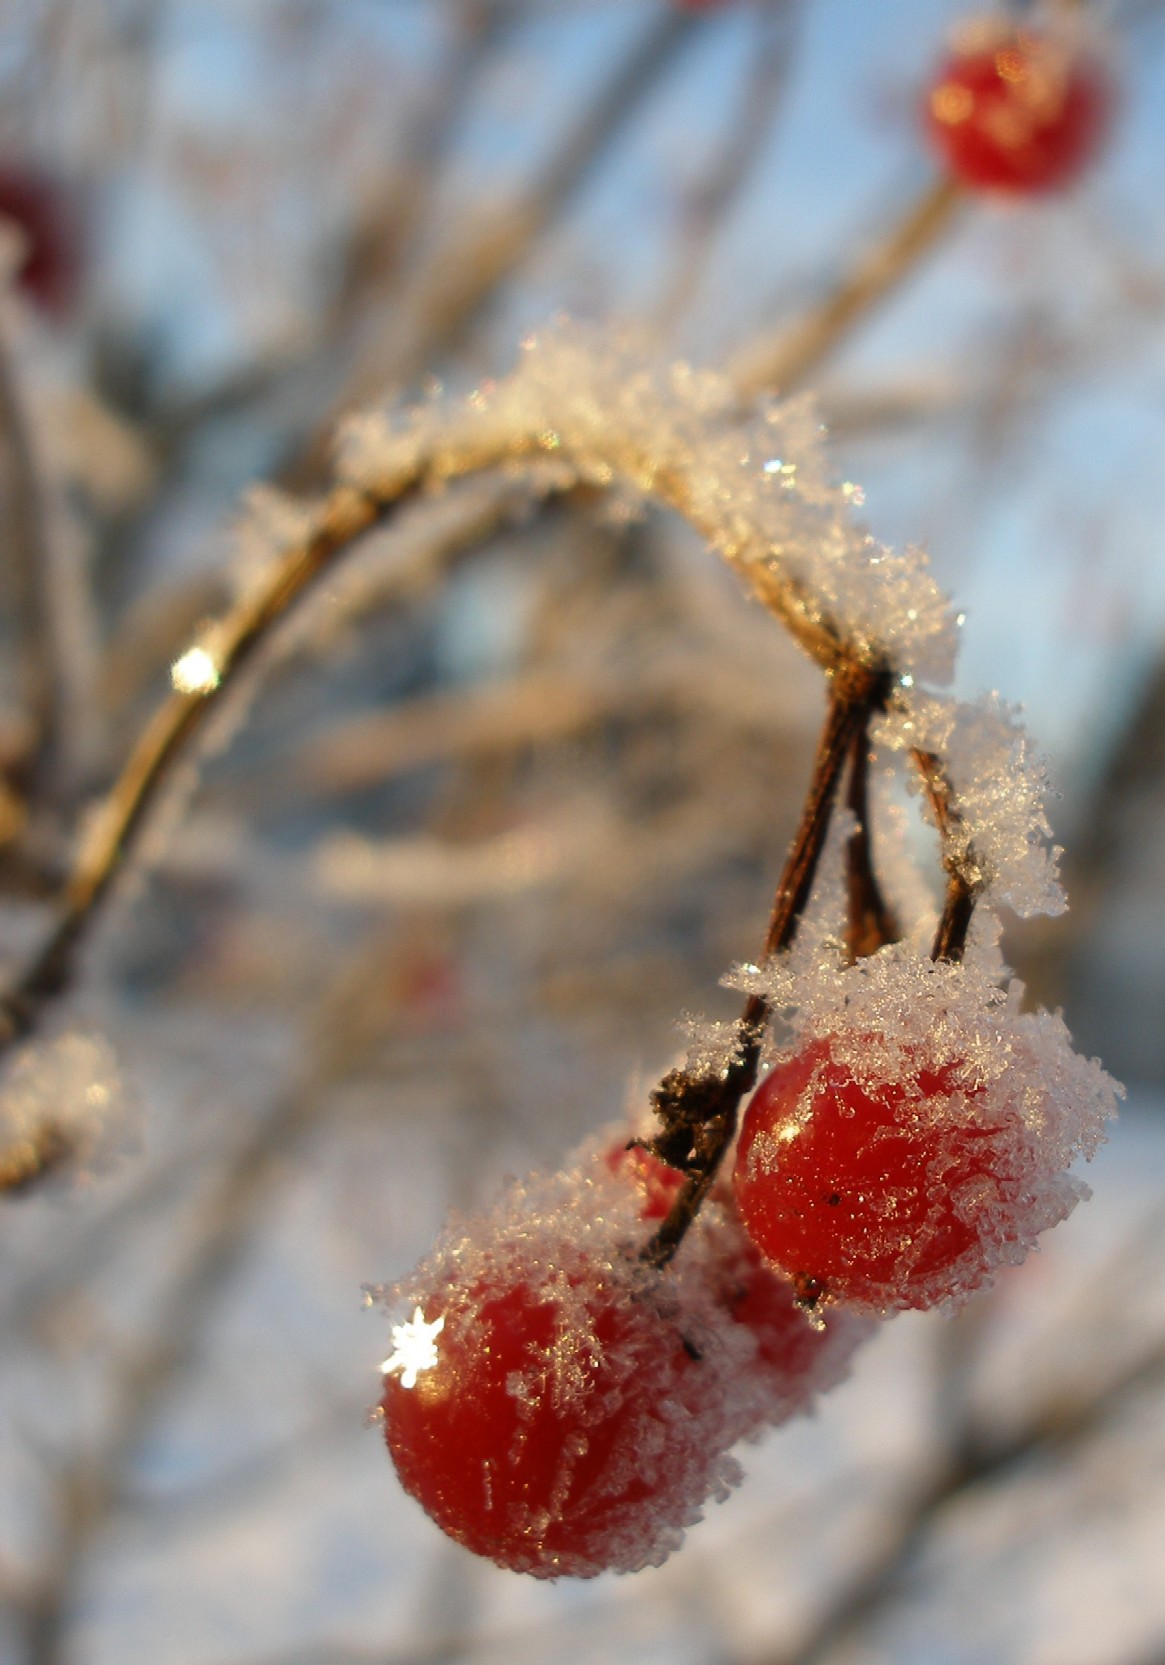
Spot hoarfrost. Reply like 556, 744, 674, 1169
335, 323, 959, 684
726, 944, 1122, 1312
0, 1030, 130, 1186
231, 483, 321, 603
674, 1013, 752, 1083
878, 690, 1065, 919
372, 1131, 872, 1578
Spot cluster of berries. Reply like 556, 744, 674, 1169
377, 954, 1115, 1577
377, 1129, 872, 1579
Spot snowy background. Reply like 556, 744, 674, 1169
2, 2, 1165, 1662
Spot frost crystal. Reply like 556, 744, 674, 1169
335, 323, 959, 684
879, 691, 1065, 918
727, 944, 1121, 1311
0, 1030, 129, 1186
381, 1307, 445, 1390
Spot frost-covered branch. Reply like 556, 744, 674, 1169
0, 329, 1065, 1219
0, 331, 954, 1070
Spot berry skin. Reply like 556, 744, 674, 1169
603, 1138, 686, 1220
733, 1037, 1018, 1312
605, 1134, 872, 1409
923, 19, 1113, 194
379, 1138, 876, 1576
381, 1242, 735, 1579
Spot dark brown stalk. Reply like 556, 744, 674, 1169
844, 708, 899, 962
643, 659, 890, 1269
912, 746, 981, 964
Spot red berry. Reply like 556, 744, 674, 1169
381, 1235, 743, 1578
603, 1139, 686, 1220
724, 1236, 844, 1373
603, 1131, 872, 1413
732, 1036, 1022, 1311
923, 19, 1113, 194
0, 165, 83, 315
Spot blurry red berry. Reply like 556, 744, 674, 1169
923, 19, 1114, 193
605, 1131, 870, 1406
0, 164, 83, 315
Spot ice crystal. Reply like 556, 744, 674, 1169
335, 323, 959, 683
879, 690, 1065, 919
0, 1030, 129, 1185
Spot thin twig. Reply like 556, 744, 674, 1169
911, 746, 981, 963
727, 175, 965, 398
844, 708, 899, 962
16, 944, 418, 1665
296, 7, 701, 472
765, 1327, 1165, 1665
329, 2, 521, 321
657, 0, 802, 331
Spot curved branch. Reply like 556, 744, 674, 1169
0, 387, 873, 1063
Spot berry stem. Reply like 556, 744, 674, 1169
844, 709, 899, 962
644, 659, 890, 1269
759, 661, 892, 961
911, 746, 982, 963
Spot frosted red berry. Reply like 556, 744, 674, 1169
923, 20, 1113, 194
603, 1138, 686, 1220
605, 1132, 871, 1410
381, 1242, 737, 1578
732, 1037, 1018, 1311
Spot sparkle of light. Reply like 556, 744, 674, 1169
381, 1307, 445, 1389
931, 83, 975, 125
995, 46, 1026, 84
171, 646, 221, 695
